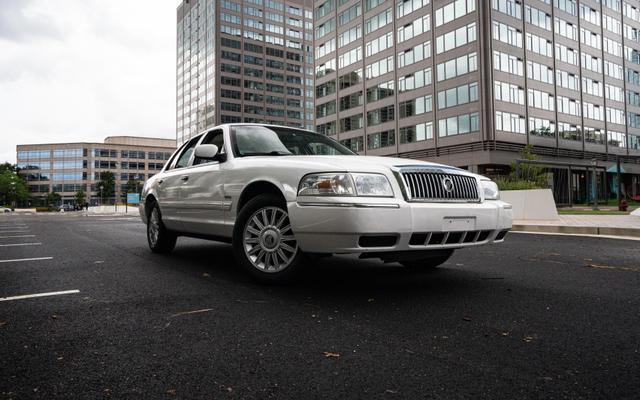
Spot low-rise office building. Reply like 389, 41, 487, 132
16, 136, 176, 206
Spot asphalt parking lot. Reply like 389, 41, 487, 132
0, 213, 639, 399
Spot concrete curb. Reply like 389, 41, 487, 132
512, 224, 640, 238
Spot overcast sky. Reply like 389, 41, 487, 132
0, 0, 178, 164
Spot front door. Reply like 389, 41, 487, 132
179, 129, 227, 237
156, 135, 201, 231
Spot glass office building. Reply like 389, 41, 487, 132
16, 137, 176, 206
176, 0, 315, 145
313, 0, 640, 202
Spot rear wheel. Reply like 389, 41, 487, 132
400, 249, 454, 270
147, 202, 177, 254
233, 194, 305, 283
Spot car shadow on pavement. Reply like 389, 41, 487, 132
163, 238, 480, 299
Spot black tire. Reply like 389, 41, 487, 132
146, 202, 177, 254
400, 249, 454, 269
232, 194, 306, 283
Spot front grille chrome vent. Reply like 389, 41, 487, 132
400, 171, 480, 202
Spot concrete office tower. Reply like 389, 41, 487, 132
176, 0, 315, 145
313, 0, 640, 203
17, 137, 176, 206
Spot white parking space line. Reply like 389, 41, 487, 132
88, 218, 138, 221
0, 235, 36, 239
0, 257, 53, 263
0, 230, 30, 234
0, 290, 80, 302
0, 243, 41, 247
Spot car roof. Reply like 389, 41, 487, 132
193, 124, 315, 138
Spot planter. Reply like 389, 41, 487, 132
500, 189, 559, 221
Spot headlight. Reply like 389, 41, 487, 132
298, 173, 393, 197
298, 173, 355, 196
352, 173, 393, 196
480, 180, 500, 200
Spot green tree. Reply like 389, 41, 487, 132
0, 170, 29, 208
75, 188, 86, 206
96, 171, 116, 204
126, 178, 140, 193
0, 162, 17, 174
46, 191, 62, 208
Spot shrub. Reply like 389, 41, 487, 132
495, 178, 545, 191
493, 145, 549, 191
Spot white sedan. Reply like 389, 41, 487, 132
140, 124, 512, 282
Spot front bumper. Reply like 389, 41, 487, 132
288, 198, 513, 254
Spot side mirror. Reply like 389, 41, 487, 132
194, 144, 219, 160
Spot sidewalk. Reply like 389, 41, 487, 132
87, 205, 139, 214
513, 214, 640, 238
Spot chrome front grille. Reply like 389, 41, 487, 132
400, 171, 480, 202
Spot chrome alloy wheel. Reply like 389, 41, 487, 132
243, 206, 298, 273
148, 207, 160, 247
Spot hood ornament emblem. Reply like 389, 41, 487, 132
442, 177, 454, 193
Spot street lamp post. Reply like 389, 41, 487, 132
591, 159, 599, 211
10, 180, 16, 210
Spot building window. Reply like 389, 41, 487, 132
367, 129, 395, 149
400, 122, 433, 143
367, 105, 394, 126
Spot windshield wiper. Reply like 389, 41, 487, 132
240, 151, 293, 157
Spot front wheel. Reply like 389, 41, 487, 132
232, 194, 305, 283
400, 249, 454, 269
147, 203, 177, 254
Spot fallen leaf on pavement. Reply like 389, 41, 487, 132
166, 389, 177, 395
51, 314, 59, 320
586, 263, 640, 272
0, 321, 7, 328
500, 331, 509, 337
462, 316, 471, 322
368, 298, 375, 302
323, 352, 340, 358
202, 273, 211, 277
523, 336, 534, 343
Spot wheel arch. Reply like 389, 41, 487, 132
144, 194, 157, 218
236, 180, 287, 215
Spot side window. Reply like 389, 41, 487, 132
194, 129, 225, 165
173, 136, 200, 169
201, 129, 224, 149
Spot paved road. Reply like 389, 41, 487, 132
1, 213, 639, 399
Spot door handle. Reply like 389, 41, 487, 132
180, 175, 189, 182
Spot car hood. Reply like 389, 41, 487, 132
236, 155, 480, 177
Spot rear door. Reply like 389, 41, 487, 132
179, 129, 227, 236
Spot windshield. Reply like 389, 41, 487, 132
231, 126, 356, 157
